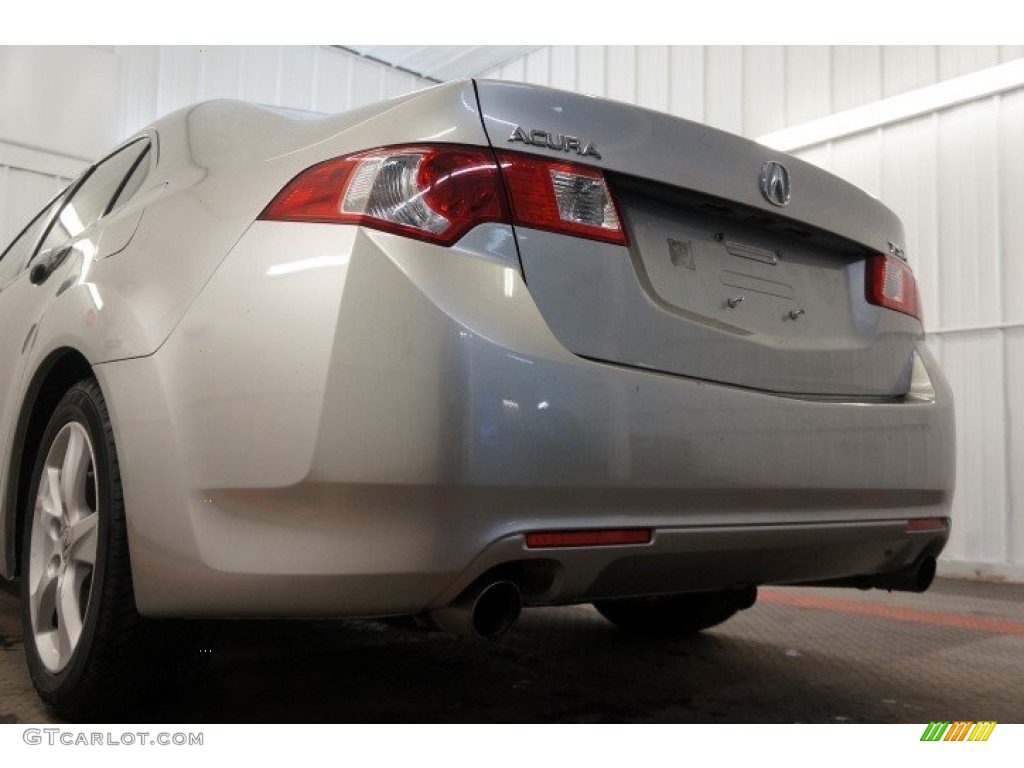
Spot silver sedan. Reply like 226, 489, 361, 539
0, 79, 954, 717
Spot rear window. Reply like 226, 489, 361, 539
38, 139, 150, 254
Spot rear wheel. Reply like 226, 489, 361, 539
593, 589, 753, 637
20, 378, 192, 719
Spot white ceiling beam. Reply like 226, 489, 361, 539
758, 58, 1024, 151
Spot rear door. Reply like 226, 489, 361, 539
0, 189, 69, 575
0, 189, 70, 433
0, 139, 152, 575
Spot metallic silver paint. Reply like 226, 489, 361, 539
1, 80, 954, 621
98, 221, 951, 617
1, 82, 486, 576
515, 225, 920, 397
475, 79, 906, 256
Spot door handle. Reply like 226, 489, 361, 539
28, 246, 71, 286
28, 262, 51, 285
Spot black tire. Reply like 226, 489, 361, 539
19, 378, 193, 720
593, 591, 743, 637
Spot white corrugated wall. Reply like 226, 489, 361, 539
114, 46, 433, 139
0, 46, 118, 247
483, 45, 1024, 579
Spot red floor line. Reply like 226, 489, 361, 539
759, 589, 1024, 637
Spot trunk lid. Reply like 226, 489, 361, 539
475, 79, 920, 398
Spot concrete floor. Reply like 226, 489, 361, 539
1, 576, 1022, 723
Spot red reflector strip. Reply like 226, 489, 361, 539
525, 529, 652, 549
906, 517, 946, 532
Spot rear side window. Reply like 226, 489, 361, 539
108, 144, 151, 213
0, 193, 65, 289
37, 139, 150, 254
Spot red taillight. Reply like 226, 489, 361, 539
261, 144, 628, 248
495, 150, 627, 245
866, 253, 922, 322
260, 145, 507, 246
524, 529, 652, 548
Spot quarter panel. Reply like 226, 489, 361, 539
149, 222, 357, 489
87, 82, 490, 364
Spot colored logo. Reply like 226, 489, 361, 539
921, 721, 997, 741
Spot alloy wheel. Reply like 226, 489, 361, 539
26, 421, 100, 673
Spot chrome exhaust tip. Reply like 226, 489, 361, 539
429, 580, 523, 640
799, 554, 939, 593
728, 583, 758, 611
873, 555, 937, 593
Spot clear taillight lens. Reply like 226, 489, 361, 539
260, 145, 508, 246
866, 253, 922, 322
496, 150, 626, 245
261, 144, 627, 247
341, 152, 449, 235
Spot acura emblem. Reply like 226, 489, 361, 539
759, 160, 791, 207
508, 125, 601, 160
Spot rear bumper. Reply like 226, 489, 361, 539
95, 222, 955, 618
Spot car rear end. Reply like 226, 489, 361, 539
100, 80, 953, 620
454, 80, 953, 598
